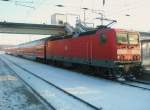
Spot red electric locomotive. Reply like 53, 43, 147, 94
45, 28, 142, 78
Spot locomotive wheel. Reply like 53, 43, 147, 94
111, 68, 125, 80
97, 68, 123, 79
127, 66, 143, 79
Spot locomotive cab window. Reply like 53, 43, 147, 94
128, 33, 139, 44
116, 33, 128, 44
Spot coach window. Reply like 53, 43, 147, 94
100, 33, 107, 44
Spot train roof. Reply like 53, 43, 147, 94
21, 38, 46, 44
16, 27, 144, 47
113, 28, 139, 33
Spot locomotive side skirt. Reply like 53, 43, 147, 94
46, 56, 141, 68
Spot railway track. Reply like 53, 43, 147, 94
2, 56, 102, 110
115, 79, 150, 91
0, 58, 56, 110
128, 79, 150, 85
5, 55, 150, 92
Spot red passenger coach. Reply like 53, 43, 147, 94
6, 38, 47, 60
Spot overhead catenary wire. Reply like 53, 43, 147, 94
0, 0, 35, 9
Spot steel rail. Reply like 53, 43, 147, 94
0, 58, 56, 110
128, 79, 150, 85
114, 80, 150, 91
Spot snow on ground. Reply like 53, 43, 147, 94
0, 51, 5, 54
0, 58, 48, 110
145, 67, 150, 71
2, 54, 150, 110
3, 57, 99, 110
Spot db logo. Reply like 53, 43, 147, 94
65, 45, 68, 51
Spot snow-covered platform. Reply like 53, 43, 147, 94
0, 56, 48, 110
1, 54, 150, 110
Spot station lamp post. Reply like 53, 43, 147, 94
56, 4, 64, 7
125, 14, 130, 17
82, 8, 89, 24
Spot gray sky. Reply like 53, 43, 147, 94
0, 0, 150, 45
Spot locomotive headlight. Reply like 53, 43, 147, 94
136, 55, 138, 60
117, 55, 125, 61
137, 55, 141, 60
117, 55, 120, 60
133, 55, 136, 60
118, 55, 125, 61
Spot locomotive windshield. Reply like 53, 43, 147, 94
116, 33, 128, 44
128, 33, 139, 44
